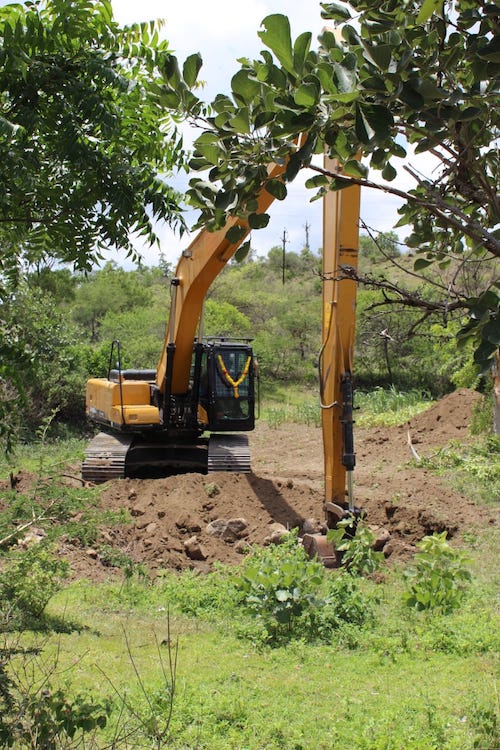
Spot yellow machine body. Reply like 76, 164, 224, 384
86, 378, 160, 427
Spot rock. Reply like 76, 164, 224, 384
145, 522, 158, 534
226, 518, 249, 538
206, 518, 249, 542
130, 504, 145, 517
302, 517, 323, 534
17, 527, 46, 549
175, 513, 202, 533
184, 536, 208, 561
206, 519, 227, 537
264, 523, 290, 545
369, 525, 391, 551
234, 539, 251, 555
204, 482, 220, 498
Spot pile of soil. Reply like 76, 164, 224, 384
4, 389, 497, 579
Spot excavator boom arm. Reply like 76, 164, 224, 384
156, 161, 290, 395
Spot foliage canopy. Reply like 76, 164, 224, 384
161, 0, 499, 369
0, 0, 187, 281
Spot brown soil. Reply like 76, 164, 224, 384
4, 388, 497, 579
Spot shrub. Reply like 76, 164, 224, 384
328, 516, 384, 576
235, 532, 372, 645
403, 532, 471, 613
0, 545, 69, 623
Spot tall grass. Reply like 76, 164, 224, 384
262, 386, 433, 429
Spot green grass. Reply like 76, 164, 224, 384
416, 435, 500, 505
356, 386, 434, 427
0, 436, 87, 479
261, 386, 433, 429
7, 540, 494, 750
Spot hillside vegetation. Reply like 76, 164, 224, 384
1, 232, 489, 447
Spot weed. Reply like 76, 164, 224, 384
356, 387, 433, 427
0, 545, 69, 624
416, 436, 500, 504
328, 516, 384, 576
403, 532, 471, 613
234, 531, 372, 645
467, 696, 499, 749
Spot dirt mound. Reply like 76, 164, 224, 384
4, 389, 496, 579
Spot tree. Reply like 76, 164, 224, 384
161, 0, 499, 370
0, 0, 188, 281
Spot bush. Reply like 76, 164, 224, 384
235, 532, 373, 645
328, 516, 384, 576
403, 532, 471, 613
0, 545, 69, 623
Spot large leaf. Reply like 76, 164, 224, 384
293, 31, 312, 73
265, 178, 287, 200
320, 2, 352, 22
258, 14, 294, 75
182, 53, 202, 87
248, 212, 270, 229
231, 69, 261, 102
294, 80, 320, 107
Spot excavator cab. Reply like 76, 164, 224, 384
202, 340, 255, 432
194, 340, 255, 433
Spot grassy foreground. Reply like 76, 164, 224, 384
0, 389, 498, 749
2, 527, 497, 750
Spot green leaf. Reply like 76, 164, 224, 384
225, 225, 247, 244
381, 162, 397, 181
343, 160, 367, 178
258, 14, 294, 74
361, 103, 394, 137
413, 257, 433, 270
293, 31, 312, 73
248, 212, 270, 229
234, 240, 251, 263
294, 81, 320, 107
320, 2, 352, 22
305, 174, 330, 189
334, 62, 357, 94
161, 54, 181, 87
417, 0, 440, 24
229, 108, 251, 134
363, 43, 393, 71
182, 53, 202, 87
231, 69, 261, 101
265, 178, 287, 200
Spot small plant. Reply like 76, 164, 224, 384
235, 531, 324, 642
234, 531, 372, 644
328, 516, 384, 576
0, 544, 69, 623
403, 532, 471, 613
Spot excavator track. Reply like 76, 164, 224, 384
82, 432, 251, 483
208, 434, 251, 472
82, 432, 132, 483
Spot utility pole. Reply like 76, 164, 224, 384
304, 221, 310, 252
281, 228, 288, 285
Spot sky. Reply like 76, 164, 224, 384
0, 0, 437, 267
109, 0, 419, 268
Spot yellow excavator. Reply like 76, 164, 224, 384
83, 150, 361, 555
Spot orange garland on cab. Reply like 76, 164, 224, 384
217, 355, 251, 398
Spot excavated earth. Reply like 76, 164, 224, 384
3, 389, 498, 579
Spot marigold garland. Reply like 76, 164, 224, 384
217, 354, 251, 398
